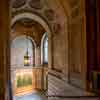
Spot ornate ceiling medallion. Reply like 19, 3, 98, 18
29, 0, 43, 10
44, 9, 55, 21
12, 0, 26, 8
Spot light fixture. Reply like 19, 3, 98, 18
24, 35, 30, 66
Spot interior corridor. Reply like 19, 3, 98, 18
0, 0, 100, 100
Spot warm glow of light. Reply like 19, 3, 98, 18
24, 55, 30, 66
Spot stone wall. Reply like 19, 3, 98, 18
48, 0, 68, 75
68, 0, 87, 88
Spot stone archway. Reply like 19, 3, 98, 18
11, 35, 36, 48
10, 12, 52, 97
11, 35, 36, 66
10, 35, 36, 95
11, 12, 52, 69
11, 13, 51, 35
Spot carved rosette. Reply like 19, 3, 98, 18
29, 0, 43, 10
12, 0, 26, 8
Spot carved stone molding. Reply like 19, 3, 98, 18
29, 0, 43, 10
18, 18, 36, 27
12, 0, 26, 8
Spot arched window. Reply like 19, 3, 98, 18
43, 36, 48, 64
11, 36, 35, 67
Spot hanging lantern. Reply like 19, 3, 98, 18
24, 36, 30, 66
24, 50, 30, 66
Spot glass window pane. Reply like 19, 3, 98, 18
43, 37, 48, 63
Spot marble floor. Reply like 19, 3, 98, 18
14, 91, 47, 100
47, 74, 100, 100
14, 74, 100, 100
48, 74, 95, 96
14, 94, 100, 100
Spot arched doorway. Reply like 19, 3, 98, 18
11, 12, 52, 69
11, 35, 35, 67
10, 12, 51, 99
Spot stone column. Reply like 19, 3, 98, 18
11, 70, 16, 95
33, 47, 35, 66
48, 34, 52, 69
0, 0, 12, 100
35, 46, 41, 67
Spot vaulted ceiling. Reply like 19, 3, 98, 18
11, 18, 45, 46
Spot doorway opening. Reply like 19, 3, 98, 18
10, 33, 48, 100
10, 15, 50, 100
